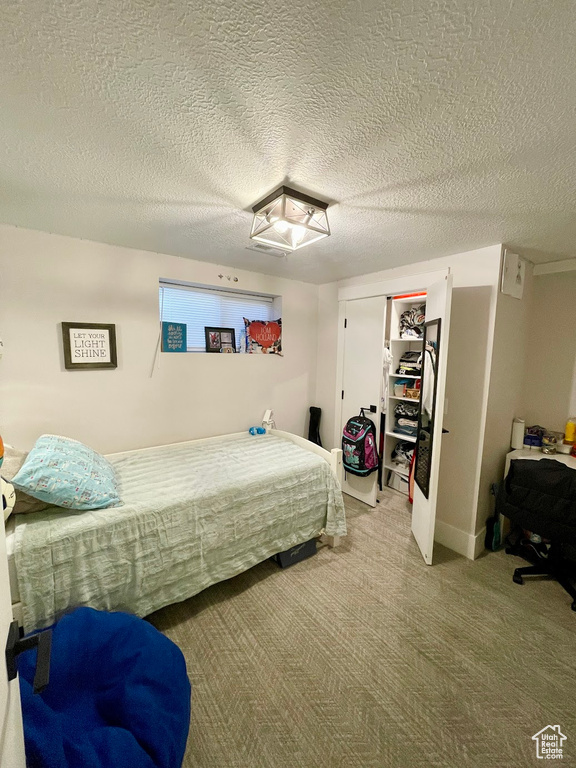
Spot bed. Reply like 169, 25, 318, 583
7, 430, 346, 632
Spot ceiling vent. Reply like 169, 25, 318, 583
245, 243, 288, 258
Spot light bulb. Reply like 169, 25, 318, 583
291, 225, 306, 246
273, 220, 289, 233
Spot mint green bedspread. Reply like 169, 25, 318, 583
14, 434, 346, 632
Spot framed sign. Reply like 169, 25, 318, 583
62, 322, 117, 370
161, 322, 187, 352
204, 327, 236, 353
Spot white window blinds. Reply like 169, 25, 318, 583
159, 281, 276, 352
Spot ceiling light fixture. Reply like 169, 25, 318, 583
250, 186, 330, 252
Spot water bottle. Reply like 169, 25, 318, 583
564, 417, 576, 445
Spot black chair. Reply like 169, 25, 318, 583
505, 537, 576, 611
496, 458, 576, 612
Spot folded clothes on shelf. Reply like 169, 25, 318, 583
391, 440, 414, 470
396, 350, 422, 376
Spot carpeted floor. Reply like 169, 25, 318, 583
148, 490, 576, 768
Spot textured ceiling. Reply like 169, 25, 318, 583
1, 1, 576, 283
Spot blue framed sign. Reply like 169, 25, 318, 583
161, 322, 187, 353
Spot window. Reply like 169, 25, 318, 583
159, 280, 278, 352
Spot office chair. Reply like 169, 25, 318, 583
496, 458, 576, 612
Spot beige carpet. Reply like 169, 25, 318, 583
149, 490, 576, 768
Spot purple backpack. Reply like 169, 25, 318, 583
342, 411, 379, 477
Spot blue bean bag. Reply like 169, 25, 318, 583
18, 607, 191, 768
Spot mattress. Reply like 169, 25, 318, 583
5, 516, 19, 603
14, 433, 346, 632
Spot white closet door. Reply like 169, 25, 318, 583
0, 517, 26, 767
411, 274, 453, 564
340, 296, 386, 506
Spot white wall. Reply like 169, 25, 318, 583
523, 270, 576, 432
315, 282, 340, 449
314, 245, 503, 558
476, 264, 534, 535
0, 225, 319, 453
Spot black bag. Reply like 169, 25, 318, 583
342, 411, 379, 477
308, 406, 322, 447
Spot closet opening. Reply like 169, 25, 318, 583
382, 292, 427, 499
335, 273, 452, 564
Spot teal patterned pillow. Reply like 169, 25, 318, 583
11, 435, 120, 511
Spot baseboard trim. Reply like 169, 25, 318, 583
473, 527, 487, 559
434, 520, 486, 560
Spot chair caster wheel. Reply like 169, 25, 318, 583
513, 573, 524, 585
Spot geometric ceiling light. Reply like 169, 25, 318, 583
250, 185, 330, 252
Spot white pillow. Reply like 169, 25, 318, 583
1, 478, 16, 522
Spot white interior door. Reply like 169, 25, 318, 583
339, 296, 386, 506
411, 274, 453, 564
0, 517, 26, 766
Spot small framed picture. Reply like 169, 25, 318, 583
62, 322, 117, 370
204, 327, 236, 353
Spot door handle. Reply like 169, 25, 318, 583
5, 620, 52, 694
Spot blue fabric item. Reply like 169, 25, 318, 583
12, 434, 120, 510
18, 607, 191, 768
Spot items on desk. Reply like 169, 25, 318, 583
523, 424, 546, 449
564, 416, 576, 445
510, 417, 576, 456
511, 417, 525, 450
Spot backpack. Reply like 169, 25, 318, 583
342, 410, 379, 477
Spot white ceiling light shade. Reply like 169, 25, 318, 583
250, 186, 330, 252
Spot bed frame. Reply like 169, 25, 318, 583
10, 430, 344, 626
